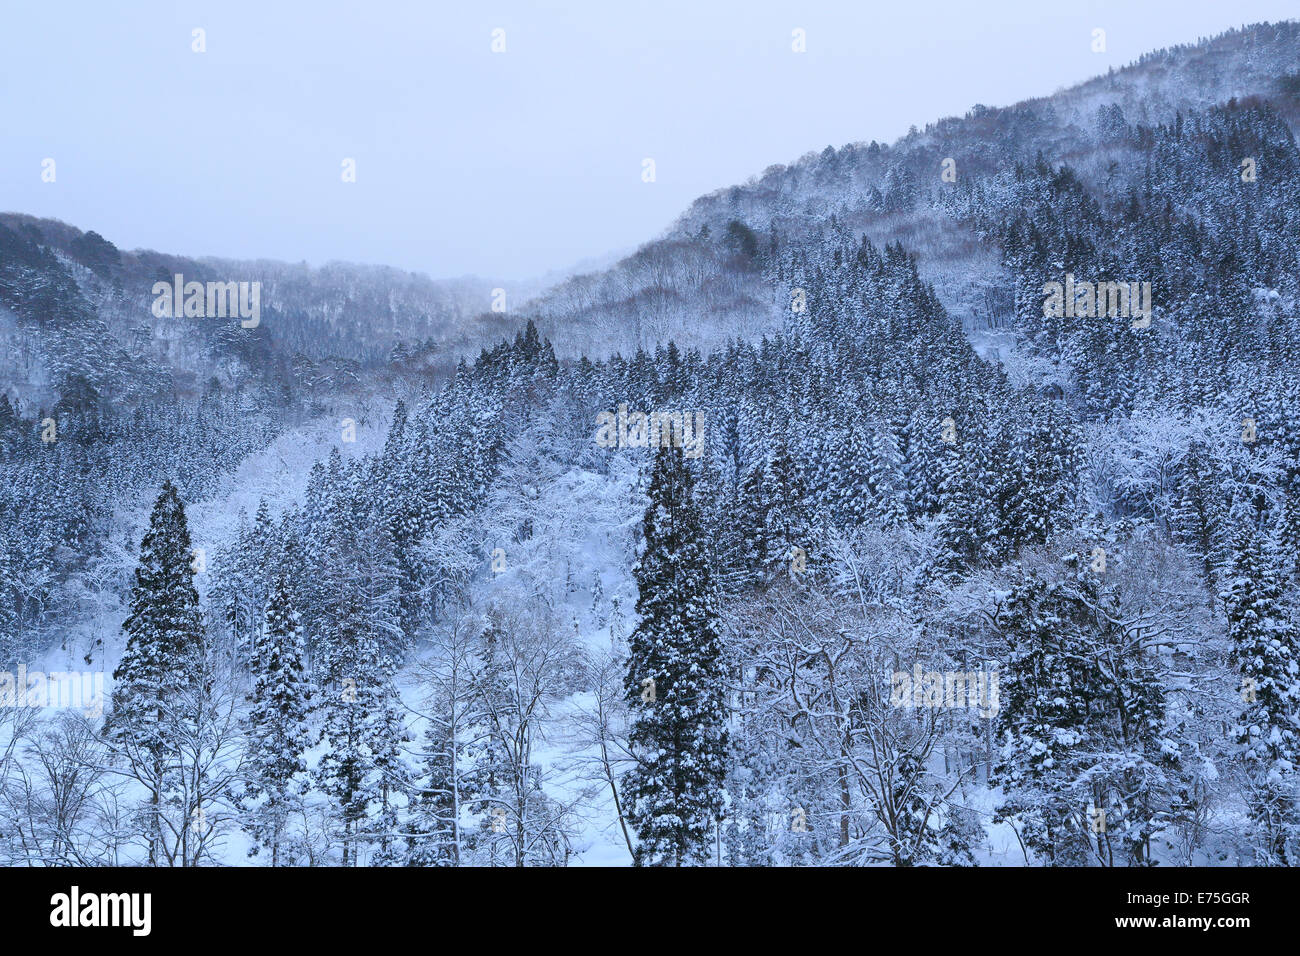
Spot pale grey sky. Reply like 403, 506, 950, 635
2, 1, 1295, 279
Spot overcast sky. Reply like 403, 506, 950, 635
2, 1, 1296, 280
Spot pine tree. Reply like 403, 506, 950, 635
315, 623, 406, 866
623, 444, 729, 866
1225, 524, 1300, 864
1000, 403, 1081, 555
764, 441, 812, 566
107, 480, 205, 865
406, 701, 464, 866
734, 461, 769, 587
378, 399, 427, 644
1173, 440, 1226, 586
243, 574, 314, 866
314, 519, 408, 866
993, 557, 1188, 866
828, 418, 873, 530
931, 438, 982, 581
867, 424, 908, 527
993, 564, 1107, 863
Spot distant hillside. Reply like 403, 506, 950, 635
0, 211, 507, 411
521, 21, 1300, 352
5, 22, 1299, 410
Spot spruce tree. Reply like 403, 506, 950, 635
243, 574, 314, 865
994, 558, 1189, 866
931, 437, 982, 581
992, 571, 1101, 865
108, 480, 205, 865
623, 444, 729, 866
735, 461, 769, 587
867, 424, 908, 527
315, 617, 405, 866
1225, 524, 1300, 864
459, 617, 513, 861
314, 520, 408, 866
405, 703, 463, 866
764, 441, 811, 568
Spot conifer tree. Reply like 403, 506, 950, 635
623, 444, 729, 866
406, 703, 464, 866
993, 558, 1189, 866
1225, 524, 1300, 864
243, 574, 314, 866
867, 424, 908, 527
314, 520, 408, 866
108, 480, 205, 865
931, 437, 982, 580
315, 621, 406, 866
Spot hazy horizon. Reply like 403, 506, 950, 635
2, 0, 1297, 282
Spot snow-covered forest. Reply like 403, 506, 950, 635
4, 20, 1300, 867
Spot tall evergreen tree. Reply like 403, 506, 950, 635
243, 574, 314, 866
623, 445, 729, 866
1225, 524, 1300, 865
314, 519, 408, 866
107, 480, 206, 865
931, 436, 983, 581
